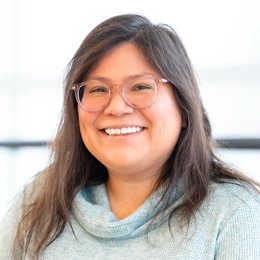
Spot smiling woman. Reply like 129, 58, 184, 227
0, 14, 260, 260
77, 43, 185, 219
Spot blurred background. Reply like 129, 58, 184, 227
0, 0, 259, 220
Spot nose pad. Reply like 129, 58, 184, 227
111, 85, 121, 91
109, 86, 128, 105
110, 86, 125, 103
104, 86, 134, 116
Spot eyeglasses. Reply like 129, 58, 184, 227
71, 78, 168, 112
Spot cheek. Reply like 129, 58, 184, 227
151, 95, 182, 127
78, 108, 98, 138
161, 89, 182, 124
78, 110, 88, 135
147, 98, 183, 148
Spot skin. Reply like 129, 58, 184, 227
78, 43, 186, 220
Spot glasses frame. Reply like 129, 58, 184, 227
71, 78, 168, 112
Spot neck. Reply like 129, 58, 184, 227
105, 173, 160, 220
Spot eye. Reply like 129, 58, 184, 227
86, 84, 109, 94
90, 88, 108, 93
132, 84, 151, 91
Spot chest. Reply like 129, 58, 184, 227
26, 219, 218, 260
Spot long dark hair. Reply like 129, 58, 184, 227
14, 13, 260, 259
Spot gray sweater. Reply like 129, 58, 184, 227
1, 181, 260, 259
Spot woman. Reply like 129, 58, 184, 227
1, 14, 260, 260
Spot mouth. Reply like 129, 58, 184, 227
102, 126, 144, 135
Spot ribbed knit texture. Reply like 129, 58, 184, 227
1, 181, 260, 259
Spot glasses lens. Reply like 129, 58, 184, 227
78, 83, 110, 111
124, 79, 157, 108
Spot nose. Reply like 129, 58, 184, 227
103, 86, 134, 117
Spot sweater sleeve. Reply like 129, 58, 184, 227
0, 189, 26, 260
215, 199, 260, 260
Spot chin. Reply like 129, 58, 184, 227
101, 153, 144, 171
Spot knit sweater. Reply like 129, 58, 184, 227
1, 181, 260, 259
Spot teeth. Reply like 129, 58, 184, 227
104, 127, 143, 135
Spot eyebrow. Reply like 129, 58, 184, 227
86, 73, 158, 83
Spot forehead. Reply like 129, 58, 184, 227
84, 43, 161, 82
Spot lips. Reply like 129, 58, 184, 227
103, 126, 143, 135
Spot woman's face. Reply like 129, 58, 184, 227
78, 43, 185, 180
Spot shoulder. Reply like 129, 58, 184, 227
1, 179, 36, 221
0, 179, 36, 260
198, 180, 260, 237
0, 178, 36, 223
201, 181, 260, 217
203, 181, 260, 259
207, 180, 260, 208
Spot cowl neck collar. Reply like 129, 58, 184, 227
71, 180, 184, 239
